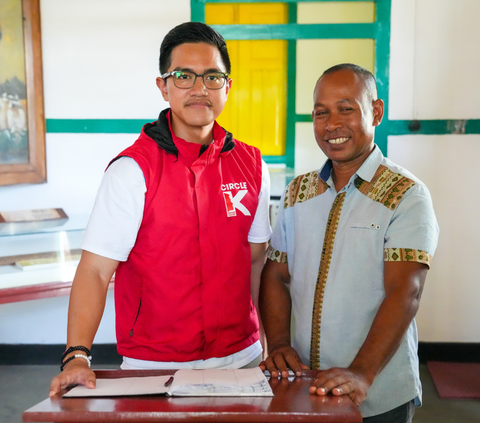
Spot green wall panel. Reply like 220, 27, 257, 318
47, 119, 147, 134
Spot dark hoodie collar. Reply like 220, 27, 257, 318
144, 108, 235, 158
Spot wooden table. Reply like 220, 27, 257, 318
23, 369, 362, 422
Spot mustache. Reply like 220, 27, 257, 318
185, 99, 212, 107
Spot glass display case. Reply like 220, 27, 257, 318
0, 214, 89, 304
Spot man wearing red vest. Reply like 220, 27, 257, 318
50, 22, 271, 395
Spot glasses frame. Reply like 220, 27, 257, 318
161, 70, 229, 90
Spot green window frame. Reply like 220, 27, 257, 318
192, 0, 391, 168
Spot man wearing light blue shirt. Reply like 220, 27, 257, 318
260, 63, 439, 422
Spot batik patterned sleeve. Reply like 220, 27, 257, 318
384, 182, 439, 268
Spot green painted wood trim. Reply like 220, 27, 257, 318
284, 41, 296, 168
295, 114, 313, 123
263, 155, 288, 164
46, 118, 480, 136
191, 0, 205, 21
389, 120, 480, 136
46, 119, 147, 134
210, 23, 375, 40
284, 3, 297, 169
288, 2, 297, 25
199, 0, 374, 3
372, 0, 391, 156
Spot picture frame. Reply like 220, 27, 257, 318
0, 0, 46, 186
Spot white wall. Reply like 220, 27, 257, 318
388, 135, 480, 342
388, 0, 480, 342
390, 0, 480, 120
1, 0, 478, 345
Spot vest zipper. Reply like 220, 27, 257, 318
129, 299, 142, 337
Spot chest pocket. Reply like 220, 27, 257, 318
351, 222, 382, 231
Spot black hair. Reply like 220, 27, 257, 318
321, 63, 378, 100
159, 22, 231, 75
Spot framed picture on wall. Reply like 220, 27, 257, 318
0, 0, 46, 186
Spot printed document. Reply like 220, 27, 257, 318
63, 367, 273, 397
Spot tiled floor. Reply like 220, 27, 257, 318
1, 364, 479, 423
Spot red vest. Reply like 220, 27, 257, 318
113, 119, 262, 362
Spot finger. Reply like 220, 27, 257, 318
272, 353, 290, 378
309, 381, 329, 396
74, 369, 96, 389
264, 356, 280, 378
331, 381, 353, 396
59, 374, 78, 391
259, 361, 266, 371
284, 348, 305, 376
312, 373, 353, 396
284, 356, 309, 377
50, 374, 75, 396
49, 377, 61, 397
284, 357, 303, 377
83, 374, 96, 389
309, 372, 332, 396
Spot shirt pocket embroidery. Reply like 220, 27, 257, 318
350, 222, 381, 231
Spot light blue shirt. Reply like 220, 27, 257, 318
268, 146, 439, 417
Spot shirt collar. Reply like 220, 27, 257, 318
318, 144, 384, 185
355, 145, 383, 183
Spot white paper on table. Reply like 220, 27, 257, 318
63, 368, 273, 397
170, 367, 274, 396
63, 375, 172, 397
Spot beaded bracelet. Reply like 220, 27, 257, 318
61, 345, 91, 362
60, 354, 92, 372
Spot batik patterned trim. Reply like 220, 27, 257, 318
384, 248, 432, 268
284, 171, 329, 209
309, 191, 346, 370
354, 165, 416, 210
267, 245, 288, 263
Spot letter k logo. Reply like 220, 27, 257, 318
223, 190, 251, 217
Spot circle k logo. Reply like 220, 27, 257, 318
221, 182, 250, 217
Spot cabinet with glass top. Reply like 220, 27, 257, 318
0, 214, 90, 304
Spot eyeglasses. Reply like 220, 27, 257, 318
161, 70, 229, 90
